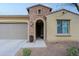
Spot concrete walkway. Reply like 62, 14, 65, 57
23, 39, 46, 48
0, 39, 46, 56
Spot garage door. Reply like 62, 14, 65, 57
0, 24, 28, 40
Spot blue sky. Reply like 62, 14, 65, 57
0, 3, 78, 15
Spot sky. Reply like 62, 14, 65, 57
0, 3, 78, 15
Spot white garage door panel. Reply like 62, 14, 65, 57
0, 24, 28, 39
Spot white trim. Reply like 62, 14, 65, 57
28, 21, 29, 41
56, 34, 71, 37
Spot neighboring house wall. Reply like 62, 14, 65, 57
47, 10, 79, 42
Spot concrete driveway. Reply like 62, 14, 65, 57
0, 40, 26, 56
0, 39, 46, 56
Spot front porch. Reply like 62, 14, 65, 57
23, 39, 46, 48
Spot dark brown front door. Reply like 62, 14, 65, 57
36, 20, 44, 39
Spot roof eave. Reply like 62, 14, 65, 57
27, 4, 52, 13
47, 9, 79, 16
0, 15, 29, 18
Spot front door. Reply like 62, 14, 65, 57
36, 20, 44, 39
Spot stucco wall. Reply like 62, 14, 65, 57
47, 10, 79, 42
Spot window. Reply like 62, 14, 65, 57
38, 9, 41, 14
57, 20, 70, 34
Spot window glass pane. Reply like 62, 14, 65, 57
62, 21, 68, 33
57, 20, 62, 33
38, 10, 41, 14
57, 20, 70, 34
67, 21, 69, 33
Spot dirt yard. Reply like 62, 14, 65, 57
16, 41, 79, 56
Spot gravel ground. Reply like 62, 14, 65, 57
16, 41, 79, 56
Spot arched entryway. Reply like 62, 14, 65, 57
36, 20, 44, 39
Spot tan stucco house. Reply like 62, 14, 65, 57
0, 4, 79, 42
